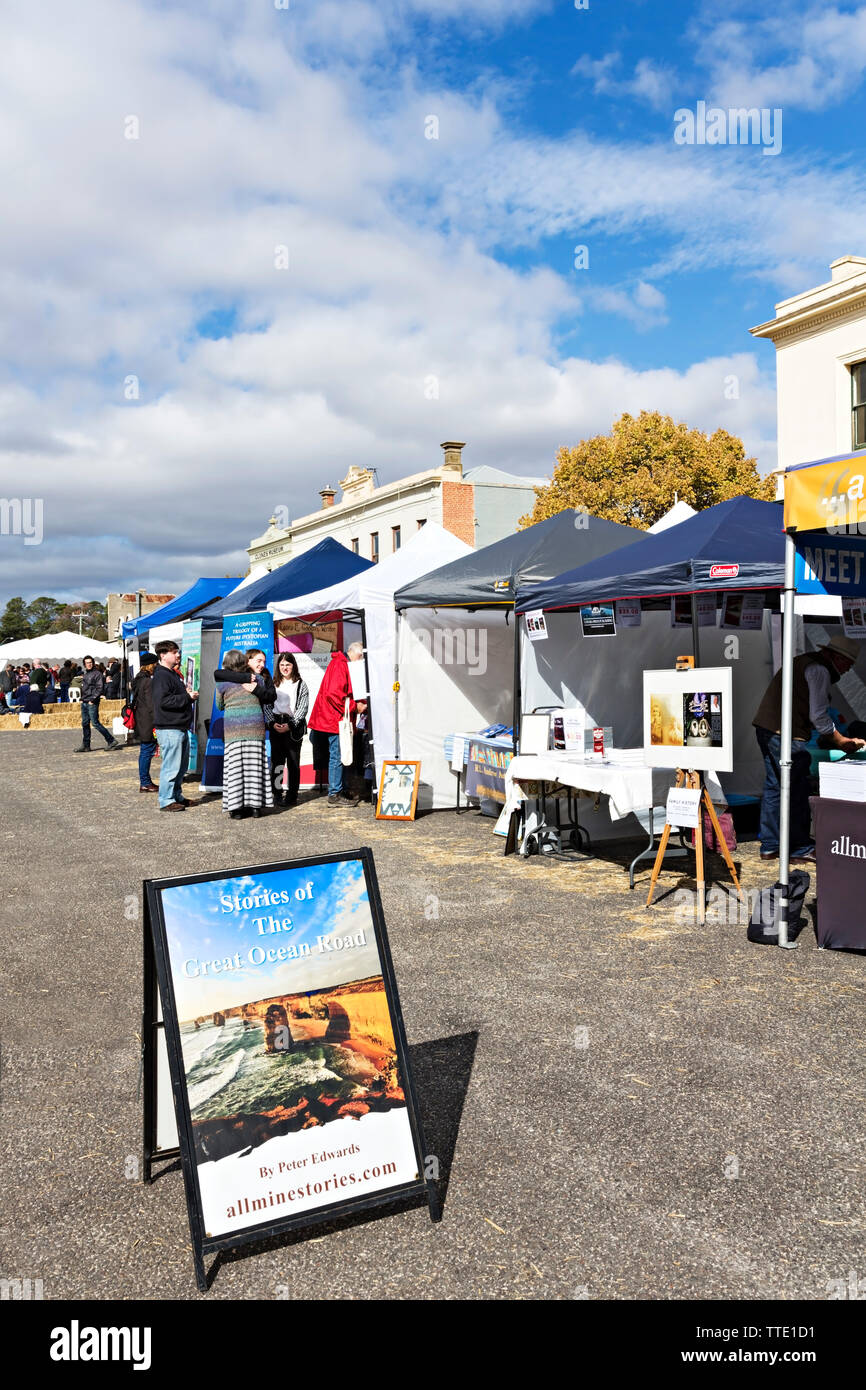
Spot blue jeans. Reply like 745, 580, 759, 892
311, 730, 343, 796
59, 683, 69, 703
155, 728, 189, 808
755, 728, 814, 856
81, 700, 113, 747
138, 739, 158, 787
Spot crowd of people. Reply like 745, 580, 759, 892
1, 656, 123, 715
124, 639, 372, 817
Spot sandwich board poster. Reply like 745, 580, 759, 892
181, 619, 203, 774
201, 609, 274, 792
643, 666, 733, 773
144, 850, 436, 1289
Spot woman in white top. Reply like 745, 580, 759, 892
270, 652, 310, 807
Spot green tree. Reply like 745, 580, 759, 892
520, 411, 776, 531
0, 597, 32, 643
26, 596, 62, 636
49, 601, 108, 639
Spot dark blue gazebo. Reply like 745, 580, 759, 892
515, 496, 786, 614
198, 538, 374, 629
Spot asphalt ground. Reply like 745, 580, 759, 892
2, 730, 865, 1302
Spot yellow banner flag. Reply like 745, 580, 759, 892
784, 454, 866, 532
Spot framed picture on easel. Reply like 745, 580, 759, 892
643, 667, 733, 773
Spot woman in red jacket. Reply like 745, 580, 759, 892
308, 647, 358, 807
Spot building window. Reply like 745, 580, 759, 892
417, 518, 426, 529
392, 525, 401, 551
853, 361, 866, 450
351, 538, 359, 554
371, 532, 379, 563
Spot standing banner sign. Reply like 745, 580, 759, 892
143, 849, 438, 1290
181, 619, 203, 774
201, 610, 274, 792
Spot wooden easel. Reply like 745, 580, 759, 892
646, 768, 744, 923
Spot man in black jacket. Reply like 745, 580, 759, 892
151, 640, 197, 811
74, 655, 122, 752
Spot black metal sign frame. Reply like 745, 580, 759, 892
142, 847, 439, 1291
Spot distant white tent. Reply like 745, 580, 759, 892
0, 631, 122, 663
648, 500, 697, 533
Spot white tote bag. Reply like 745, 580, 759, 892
339, 698, 354, 765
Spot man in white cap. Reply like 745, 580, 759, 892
752, 634, 865, 864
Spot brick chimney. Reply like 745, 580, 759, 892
319, 486, 337, 509
440, 440, 465, 474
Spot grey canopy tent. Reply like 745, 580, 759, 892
392, 512, 643, 807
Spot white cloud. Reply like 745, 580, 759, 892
588, 280, 668, 331
571, 52, 675, 112
693, 6, 866, 112
0, 0, 829, 604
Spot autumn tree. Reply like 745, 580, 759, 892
520, 411, 775, 530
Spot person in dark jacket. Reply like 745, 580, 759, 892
74, 655, 122, 752
58, 661, 73, 703
105, 657, 122, 699
270, 652, 310, 807
130, 652, 159, 792
151, 640, 197, 811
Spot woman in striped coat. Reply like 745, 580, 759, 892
269, 652, 310, 807
214, 649, 274, 819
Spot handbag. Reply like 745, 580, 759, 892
339, 698, 354, 766
691, 808, 737, 854
121, 704, 136, 730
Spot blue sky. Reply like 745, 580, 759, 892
2, 0, 865, 604
160, 858, 380, 1017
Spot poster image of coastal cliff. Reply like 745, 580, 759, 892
158, 858, 420, 1238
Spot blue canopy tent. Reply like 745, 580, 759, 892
121, 578, 237, 642
515, 496, 786, 626
197, 538, 373, 629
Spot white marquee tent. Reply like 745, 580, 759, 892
0, 631, 122, 664
268, 522, 472, 779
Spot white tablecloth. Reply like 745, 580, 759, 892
505, 751, 725, 822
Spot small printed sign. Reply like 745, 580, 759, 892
615, 599, 641, 628
665, 786, 702, 828
720, 593, 764, 630
842, 597, 866, 638
671, 595, 716, 628
580, 603, 616, 637
524, 610, 548, 642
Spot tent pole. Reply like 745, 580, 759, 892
691, 592, 701, 667
394, 609, 401, 759
511, 605, 521, 756
777, 530, 798, 949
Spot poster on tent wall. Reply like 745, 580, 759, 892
671, 595, 716, 627
643, 666, 733, 773
580, 603, 616, 637
181, 620, 203, 774
201, 611, 274, 792
276, 618, 345, 789
720, 593, 764, 630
